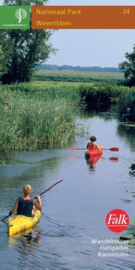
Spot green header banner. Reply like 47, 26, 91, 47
0, 6, 30, 29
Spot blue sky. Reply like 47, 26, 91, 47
0, 0, 135, 67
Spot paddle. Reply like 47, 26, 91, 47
68, 147, 119, 151
34, 180, 63, 198
0, 180, 63, 223
109, 157, 119, 161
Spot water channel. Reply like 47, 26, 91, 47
0, 113, 135, 270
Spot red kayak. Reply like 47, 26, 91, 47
85, 149, 103, 159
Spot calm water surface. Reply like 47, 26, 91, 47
0, 114, 135, 270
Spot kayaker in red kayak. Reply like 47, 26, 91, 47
9, 184, 42, 217
86, 136, 104, 151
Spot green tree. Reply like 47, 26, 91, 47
118, 44, 135, 86
0, 31, 9, 77
0, 47, 5, 78
0, 0, 56, 84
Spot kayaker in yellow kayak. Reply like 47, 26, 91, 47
9, 184, 42, 217
86, 136, 104, 151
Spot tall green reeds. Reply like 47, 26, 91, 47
0, 87, 80, 151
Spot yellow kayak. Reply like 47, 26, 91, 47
8, 210, 41, 236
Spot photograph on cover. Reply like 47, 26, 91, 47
0, 0, 135, 269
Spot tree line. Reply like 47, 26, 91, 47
36, 64, 122, 73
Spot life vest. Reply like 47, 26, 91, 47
17, 197, 33, 217
87, 142, 98, 150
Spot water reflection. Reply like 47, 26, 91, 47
0, 154, 63, 209
85, 154, 103, 170
84, 106, 119, 120
85, 154, 119, 171
117, 124, 135, 151
85, 102, 118, 115
0, 151, 17, 166
9, 225, 41, 248
109, 157, 119, 162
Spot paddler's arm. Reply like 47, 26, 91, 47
97, 144, 104, 150
93, 142, 104, 150
33, 195, 42, 211
9, 199, 19, 215
99, 144, 104, 150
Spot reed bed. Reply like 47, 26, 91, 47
0, 87, 80, 151
0, 74, 134, 151
7, 81, 128, 108
9, 83, 81, 103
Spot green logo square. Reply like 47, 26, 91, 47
0, 6, 30, 29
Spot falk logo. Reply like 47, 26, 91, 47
106, 209, 129, 233
15, 8, 27, 23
